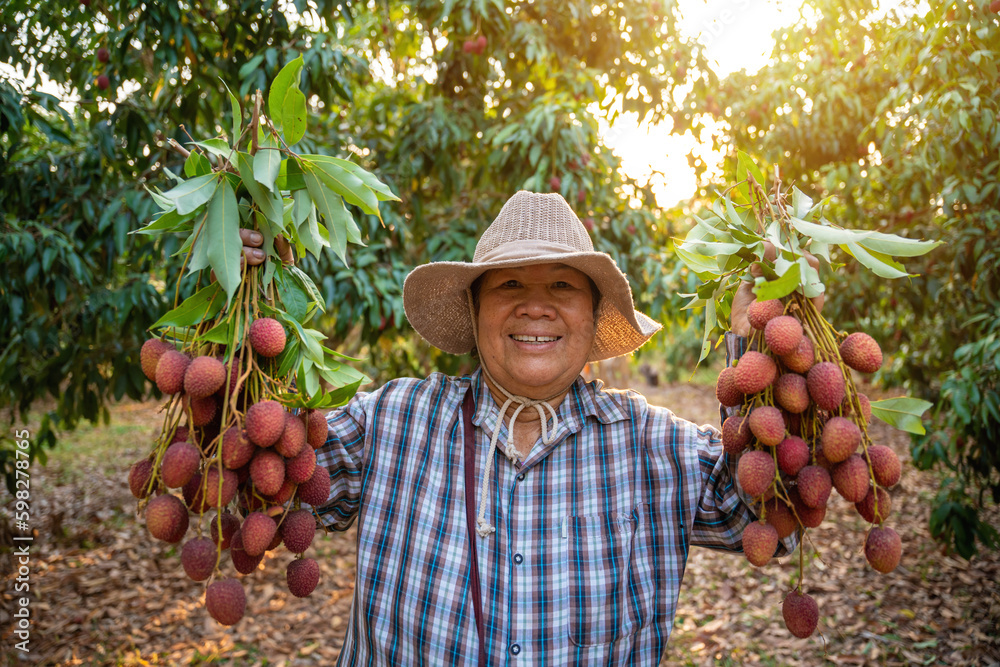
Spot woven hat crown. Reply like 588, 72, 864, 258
474, 192, 594, 260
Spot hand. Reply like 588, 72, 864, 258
730, 241, 824, 338
240, 228, 294, 267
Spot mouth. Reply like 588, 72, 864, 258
509, 334, 562, 345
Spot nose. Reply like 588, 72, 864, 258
514, 287, 557, 319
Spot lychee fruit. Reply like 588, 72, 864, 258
205, 578, 246, 626
715, 366, 744, 407
96, 74, 110, 90
781, 336, 815, 374
742, 521, 778, 567
145, 494, 189, 543
281, 509, 317, 554
764, 497, 798, 539
155, 350, 191, 395
181, 537, 217, 581
140, 339, 173, 382
749, 406, 785, 446
221, 427, 255, 470
843, 392, 872, 424
738, 450, 775, 498
747, 299, 784, 330
839, 332, 882, 374
807, 362, 846, 411
248, 317, 286, 358
285, 445, 317, 484
287, 558, 320, 597
776, 436, 810, 476
796, 465, 832, 509
230, 529, 264, 574
774, 373, 810, 414
733, 351, 778, 395
832, 454, 871, 503
790, 488, 826, 527
97, 46, 109, 63
305, 409, 328, 449
764, 315, 804, 356
297, 464, 331, 507
188, 395, 218, 427
128, 458, 154, 498
782, 590, 819, 638
171, 425, 190, 444
245, 400, 286, 447
240, 511, 277, 557
265, 477, 298, 506
160, 441, 200, 488
202, 466, 238, 508
275, 412, 307, 458
821, 416, 861, 463
867, 445, 901, 488
856, 486, 892, 524
250, 449, 286, 497
722, 415, 752, 455
210, 511, 240, 550
183, 355, 226, 399
864, 526, 902, 573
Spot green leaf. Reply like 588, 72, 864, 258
254, 134, 281, 193
205, 179, 242, 307
304, 155, 380, 216
297, 204, 327, 258
222, 78, 241, 143
303, 167, 350, 263
275, 269, 310, 322
150, 283, 224, 329
289, 266, 326, 313
857, 231, 944, 258
201, 320, 231, 344
843, 242, 911, 279
301, 154, 399, 202
186, 208, 214, 274
183, 151, 212, 178
188, 139, 233, 161
675, 246, 720, 275
870, 397, 934, 435
789, 217, 869, 245
737, 151, 766, 190
697, 299, 717, 363
791, 187, 813, 219
277, 158, 306, 191
754, 263, 801, 301
281, 87, 308, 146
268, 56, 304, 130
163, 174, 219, 215
236, 152, 283, 227
131, 208, 194, 235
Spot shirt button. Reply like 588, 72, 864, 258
516, 473, 525, 481
509, 643, 521, 656
513, 553, 523, 565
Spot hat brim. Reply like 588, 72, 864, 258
402, 251, 662, 362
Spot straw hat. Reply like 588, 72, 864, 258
402, 191, 662, 362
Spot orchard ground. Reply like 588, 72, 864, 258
1, 369, 998, 667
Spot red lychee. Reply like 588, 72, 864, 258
181, 537, 217, 582
715, 366, 744, 407
821, 416, 861, 463
747, 299, 784, 330
776, 436, 810, 476
275, 412, 307, 458
230, 529, 264, 574
160, 441, 200, 488
128, 458, 154, 499
742, 521, 778, 567
210, 511, 240, 550
248, 317, 286, 358
856, 486, 892, 524
737, 450, 775, 498
250, 448, 285, 497
790, 488, 826, 527
764, 315, 804, 356
205, 578, 246, 626
867, 444, 901, 488
184, 355, 226, 398
764, 497, 798, 539
280, 509, 317, 554
305, 409, 328, 450
140, 339, 173, 382
807, 361, 846, 411
285, 445, 317, 484
749, 406, 786, 446
839, 332, 882, 374
188, 395, 218, 427
287, 557, 321, 597
774, 373, 810, 414
864, 526, 902, 573
781, 336, 816, 374
733, 351, 777, 395
245, 400, 286, 447
202, 466, 238, 509
796, 465, 832, 509
298, 464, 331, 507
831, 453, 871, 503
221, 427, 255, 470
155, 350, 191, 395
782, 590, 819, 638
97, 47, 109, 63
145, 494, 189, 543
722, 415, 752, 455
240, 511, 277, 557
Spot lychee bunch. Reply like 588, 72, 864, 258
713, 292, 901, 638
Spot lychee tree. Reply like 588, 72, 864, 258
677, 152, 939, 638
127, 59, 398, 625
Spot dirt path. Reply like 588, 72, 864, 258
1, 382, 998, 666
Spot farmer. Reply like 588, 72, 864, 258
241, 190, 794, 665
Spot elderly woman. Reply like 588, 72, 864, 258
243, 191, 786, 666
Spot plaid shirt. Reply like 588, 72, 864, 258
314, 338, 773, 666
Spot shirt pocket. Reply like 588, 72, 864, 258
565, 507, 641, 647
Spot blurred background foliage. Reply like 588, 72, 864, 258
1, 0, 998, 556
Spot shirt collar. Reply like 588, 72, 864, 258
468, 367, 630, 440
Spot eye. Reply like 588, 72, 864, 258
502, 280, 520, 288
552, 281, 572, 288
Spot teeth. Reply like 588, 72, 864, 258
511, 335, 559, 343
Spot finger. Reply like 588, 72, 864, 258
240, 228, 264, 248
811, 293, 825, 313
244, 246, 266, 267
273, 236, 294, 264
762, 240, 776, 262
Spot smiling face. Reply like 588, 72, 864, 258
475, 263, 598, 401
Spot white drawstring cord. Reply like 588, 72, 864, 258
467, 289, 562, 537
